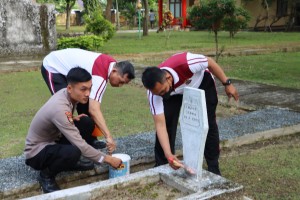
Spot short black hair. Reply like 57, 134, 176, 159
141, 67, 166, 89
115, 61, 135, 79
67, 67, 92, 84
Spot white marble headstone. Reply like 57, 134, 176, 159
179, 87, 208, 180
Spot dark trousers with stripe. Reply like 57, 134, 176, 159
41, 65, 96, 144
154, 71, 221, 175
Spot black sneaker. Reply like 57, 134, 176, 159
38, 170, 60, 193
90, 139, 106, 149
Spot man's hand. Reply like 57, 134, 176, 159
106, 137, 116, 154
73, 114, 88, 121
167, 155, 184, 170
225, 85, 239, 101
104, 155, 122, 169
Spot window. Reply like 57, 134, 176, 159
169, 0, 181, 18
277, 0, 288, 17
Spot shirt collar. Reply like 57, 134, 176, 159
108, 62, 116, 79
160, 67, 179, 85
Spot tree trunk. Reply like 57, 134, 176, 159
214, 30, 219, 63
263, 0, 272, 32
66, 3, 71, 30
105, 0, 113, 21
142, 0, 149, 36
65, 0, 76, 30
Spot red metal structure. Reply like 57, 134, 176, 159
158, 0, 190, 28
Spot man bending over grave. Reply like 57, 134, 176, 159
41, 48, 135, 155
25, 67, 122, 193
141, 52, 239, 175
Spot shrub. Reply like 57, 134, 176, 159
84, 10, 115, 41
57, 35, 104, 51
188, 0, 236, 31
121, 3, 136, 29
188, 0, 238, 62
223, 7, 251, 38
188, 5, 212, 30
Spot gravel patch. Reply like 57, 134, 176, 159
218, 108, 300, 140
1, 108, 299, 195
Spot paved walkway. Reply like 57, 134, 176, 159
215, 79, 300, 112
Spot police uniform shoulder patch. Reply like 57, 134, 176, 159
65, 111, 74, 124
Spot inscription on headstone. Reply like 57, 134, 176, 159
179, 87, 208, 180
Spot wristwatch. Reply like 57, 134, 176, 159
222, 79, 232, 86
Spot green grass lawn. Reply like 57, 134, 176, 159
99, 31, 300, 55
56, 25, 85, 33
56, 25, 300, 55
221, 133, 300, 199
0, 72, 50, 158
135, 51, 300, 89
219, 51, 300, 89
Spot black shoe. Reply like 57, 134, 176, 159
90, 139, 106, 149
38, 169, 60, 193
207, 165, 221, 176
71, 157, 94, 171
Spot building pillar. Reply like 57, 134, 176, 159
158, 0, 163, 26
182, 0, 187, 27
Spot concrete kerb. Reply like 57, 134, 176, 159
221, 123, 300, 148
22, 165, 244, 200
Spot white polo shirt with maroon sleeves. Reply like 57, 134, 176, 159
43, 48, 116, 103
147, 52, 210, 115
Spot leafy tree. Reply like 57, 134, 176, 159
116, 0, 136, 10
84, 10, 115, 41
120, 2, 136, 28
82, 0, 102, 15
222, 7, 250, 38
188, 0, 237, 62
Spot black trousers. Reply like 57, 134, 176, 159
155, 71, 220, 168
25, 144, 81, 175
25, 116, 95, 174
